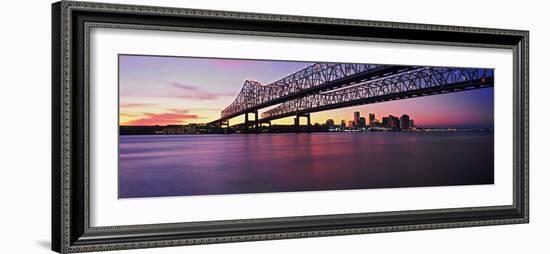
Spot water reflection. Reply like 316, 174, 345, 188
119, 132, 493, 198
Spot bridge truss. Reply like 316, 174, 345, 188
260, 67, 494, 121
219, 63, 415, 121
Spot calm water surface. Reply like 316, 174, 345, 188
119, 132, 493, 198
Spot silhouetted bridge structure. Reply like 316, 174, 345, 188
209, 62, 494, 132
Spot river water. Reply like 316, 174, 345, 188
119, 132, 493, 198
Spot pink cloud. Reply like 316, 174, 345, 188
170, 82, 199, 91
169, 81, 235, 100
120, 103, 156, 108
123, 109, 199, 126
175, 93, 234, 101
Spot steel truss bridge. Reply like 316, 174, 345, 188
210, 62, 494, 132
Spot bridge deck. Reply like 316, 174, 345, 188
260, 67, 494, 122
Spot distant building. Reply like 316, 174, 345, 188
369, 113, 375, 125
348, 120, 354, 129
400, 114, 410, 130
388, 115, 400, 129
340, 120, 346, 129
163, 125, 185, 134
410, 119, 415, 128
326, 119, 335, 129
359, 117, 367, 128
353, 111, 360, 127
186, 123, 207, 134
382, 117, 390, 128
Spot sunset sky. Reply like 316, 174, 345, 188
119, 55, 494, 128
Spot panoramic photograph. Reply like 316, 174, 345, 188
118, 54, 495, 199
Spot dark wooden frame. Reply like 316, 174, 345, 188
52, 1, 529, 253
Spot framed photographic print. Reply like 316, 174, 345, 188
52, 1, 529, 253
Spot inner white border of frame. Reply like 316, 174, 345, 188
90, 28, 513, 227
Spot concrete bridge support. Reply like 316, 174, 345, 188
244, 110, 259, 133
219, 119, 229, 128
294, 113, 311, 133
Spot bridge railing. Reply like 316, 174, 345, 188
261, 67, 494, 119
220, 63, 387, 119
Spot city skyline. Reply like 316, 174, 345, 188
119, 55, 494, 129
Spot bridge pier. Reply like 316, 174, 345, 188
258, 121, 271, 133
307, 113, 311, 133
244, 113, 250, 133
219, 119, 229, 134
294, 113, 311, 133
244, 110, 259, 133
254, 111, 259, 131
219, 119, 229, 128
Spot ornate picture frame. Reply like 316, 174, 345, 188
52, 1, 529, 253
